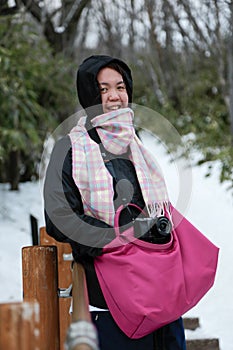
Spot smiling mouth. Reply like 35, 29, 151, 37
107, 105, 122, 110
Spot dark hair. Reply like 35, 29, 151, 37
103, 62, 126, 79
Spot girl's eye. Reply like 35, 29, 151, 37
117, 85, 126, 91
100, 87, 108, 93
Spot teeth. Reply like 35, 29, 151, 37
109, 106, 120, 110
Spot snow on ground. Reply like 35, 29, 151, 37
0, 136, 233, 349
0, 181, 44, 303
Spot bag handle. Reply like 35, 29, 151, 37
114, 203, 147, 237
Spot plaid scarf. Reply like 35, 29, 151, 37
69, 108, 169, 226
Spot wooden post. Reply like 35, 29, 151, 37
66, 263, 94, 350
22, 246, 60, 350
0, 301, 41, 350
72, 263, 91, 323
38, 229, 97, 350
40, 227, 72, 350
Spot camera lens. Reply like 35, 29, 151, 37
156, 217, 172, 236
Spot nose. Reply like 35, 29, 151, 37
108, 89, 120, 100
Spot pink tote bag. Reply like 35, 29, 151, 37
94, 204, 219, 339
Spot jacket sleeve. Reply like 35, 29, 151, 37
43, 136, 115, 258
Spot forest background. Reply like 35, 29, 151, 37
0, 0, 233, 192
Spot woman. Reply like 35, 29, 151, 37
44, 55, 186, 350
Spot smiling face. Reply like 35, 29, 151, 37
97, 67, 129, 114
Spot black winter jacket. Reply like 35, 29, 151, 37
44, 132, 146, 308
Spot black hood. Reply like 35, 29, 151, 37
76, 55, 133, 114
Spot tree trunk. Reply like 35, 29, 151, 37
8, 150, 20, 191
20, 0, 91, 54
0, 0, 18, 15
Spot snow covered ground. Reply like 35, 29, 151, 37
0, 136, 232, 349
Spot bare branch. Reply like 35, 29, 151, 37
177, 0, 210, 47
20, 0, 42, 22
62, 0, 90, 29
165, 0, 201, 51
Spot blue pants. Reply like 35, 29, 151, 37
154, 317, 187, 350
91, 311, 186, 350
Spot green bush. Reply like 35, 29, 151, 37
0, 15, 76, 189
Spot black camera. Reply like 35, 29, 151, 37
134, 216, 172, 244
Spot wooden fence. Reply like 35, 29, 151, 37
0, 227, 95, 350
